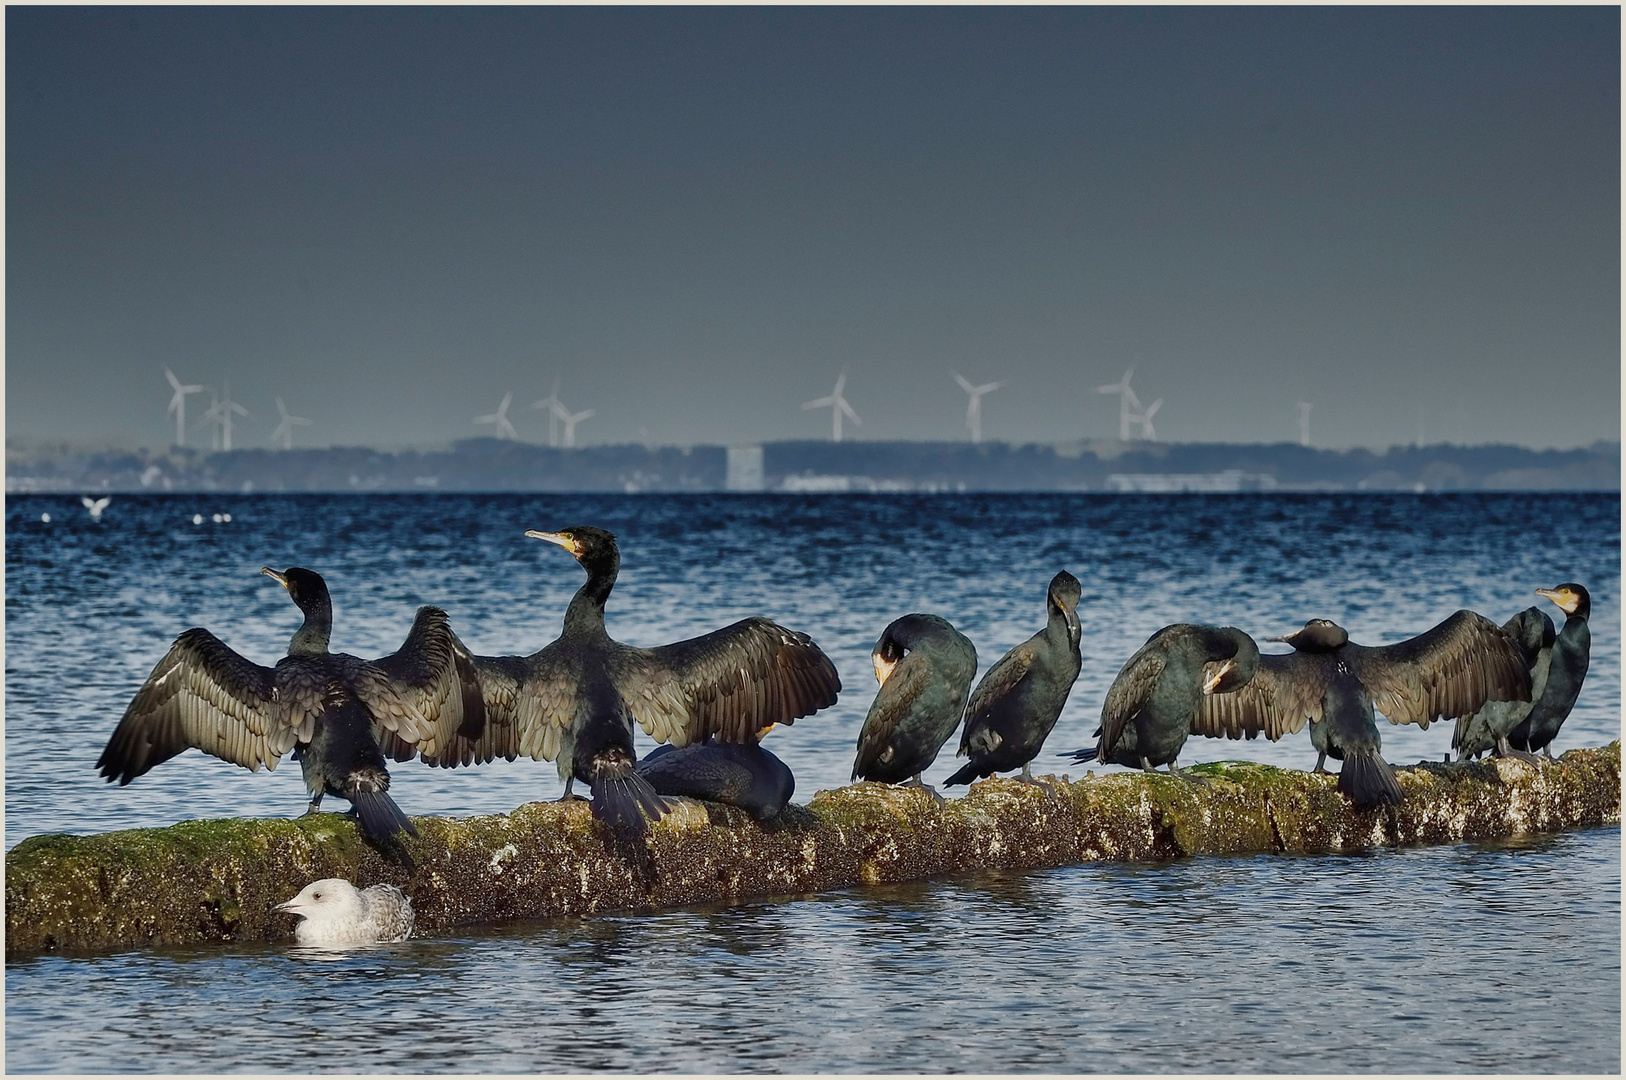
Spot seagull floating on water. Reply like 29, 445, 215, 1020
275, 879, 415, 946
81, 496, 110, 521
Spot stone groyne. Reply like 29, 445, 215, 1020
6, 745, 1618, 958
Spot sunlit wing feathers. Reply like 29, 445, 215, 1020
610, 618, 842, 746
418, 649, 575, 766
855, 649, 933, 773
1349, 610, 1532, 729
960, 644, 1034, 752
1191, 652, 1323, 741
97, 628, 293, 782
368, 606, 484, 760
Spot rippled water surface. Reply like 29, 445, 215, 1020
5, 492, 1621, 1071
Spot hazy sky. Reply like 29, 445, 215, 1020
6, 6, 1619, 451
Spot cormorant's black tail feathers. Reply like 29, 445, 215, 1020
943, 760, 985, 787
589, 771, 671, 839
1063, 745, 1100, 765
352, 789, 419, 843
1338, 752, 1403, 809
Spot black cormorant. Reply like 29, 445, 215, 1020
635, 740, 795, 821
1452, 605, 1554, 762
852, 613, 978, 798
944, 571, 1082, 788
1065, 624, 1260, 778
97, 567, 482, 845
1193, 612, 1530, 808
1508, 583, 1591, 757
427, 527, 842, 838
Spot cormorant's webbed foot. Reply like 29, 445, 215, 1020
1017, 763, 1057, 794
1167, 761, 1209, 785
303, 794, 324, 817
1494, 738, 1542, 766
1312, 752, 1329, 775
902, 775, 948, 806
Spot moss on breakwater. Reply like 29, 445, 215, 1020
7, 743, 1618, 958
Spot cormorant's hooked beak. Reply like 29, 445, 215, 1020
1202, 659, 1235, 694
526, 530, 580, 556
261, 567, 289, 591
1536, 587, 1578, 615
873, 653, 899, 686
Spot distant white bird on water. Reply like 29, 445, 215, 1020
81, 496, 110, 521
275, 879, 414, 946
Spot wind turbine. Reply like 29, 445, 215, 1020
530, 377, 564, 447
81, 496, 110, 521
551, 401, 595, 448
270, 397, 311, 450
1094, 367, 1144, 441
802, 371, 860, 442
164, 368, 203, 447
201, 384, 248, 451
954, 373, 1005, 444
474, 393, 518, 440
1297, 401, 1312, 447
1134, 397, 1163, 441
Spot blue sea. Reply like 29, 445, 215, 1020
5, 492, 1620, 1072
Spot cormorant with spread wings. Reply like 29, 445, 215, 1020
1191, 611, 1531, 807
97, 567, 483, 844
426, 526, 842, 837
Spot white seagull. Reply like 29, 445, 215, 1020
275, 879, 415, 947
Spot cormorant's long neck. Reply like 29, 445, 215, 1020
562, 552, 619, 639
288, 599, 332, 656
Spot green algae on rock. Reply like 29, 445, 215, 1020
7, 744, 1619, 958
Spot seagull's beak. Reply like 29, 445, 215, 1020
873, 654, 899, 686
273, 898, 301, 914
1202, 659, 1235, 695
526, 530, 577, 555
261, 568, 289, 591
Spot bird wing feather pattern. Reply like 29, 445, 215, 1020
1097, 629, 1175, 753
609, 617, 842, 746
1348, 610, 1532, 729
959, 644, 1034, 753
420, 649, 576, 766
97, 628, 292, 782
1191, 652, 1322, 740
855, 649, 933, 772
367, 606, 482, 760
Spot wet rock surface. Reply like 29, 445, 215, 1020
7, 743, 1618, 957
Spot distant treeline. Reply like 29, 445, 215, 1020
6, 438, 1619, 494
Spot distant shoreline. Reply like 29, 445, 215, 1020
7, 438, 1618, 495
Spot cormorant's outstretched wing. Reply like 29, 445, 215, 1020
854, 650, 935, 778
97, 628, 290, 782
418, 647, 578, 766
368, 606, 486, 762
1191, 652, 1324, 741
1347, 610, 1532, 729
959, 643, 1034, 753
609, 618, 842, 746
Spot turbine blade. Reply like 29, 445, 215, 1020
803, 397, 835, 410
954, 373, 976, 393
839, 399, 860, 424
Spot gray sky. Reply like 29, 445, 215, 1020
6, 7, 1619, 451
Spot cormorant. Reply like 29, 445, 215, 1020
944, 571, 1082, 788
97, 567, 482, 845
1192, 612, 1531, 808
276, 879, 414, 946
636, 740, 795, 821
426, 527, 842, 839
1065, 624, 1260, 778
1452, 605, 1554, 762
1508, 583, 1591, 757
852, 613, 978, 798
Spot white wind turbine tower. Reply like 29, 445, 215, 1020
1134, 397, 1163, 441
1094, 366, 1144, 441
201, 384, 248, 451
474, 393, 518, 440
530, 376, 564, 447
164, 368, 203, 447
550, 396, 595, 448
802, 371, 860, 442
271, 397, 311, 450
1297, 401, 1312, 447
954, 373, 1005, 444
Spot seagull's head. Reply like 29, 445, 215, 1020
275, 878, 363, 924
